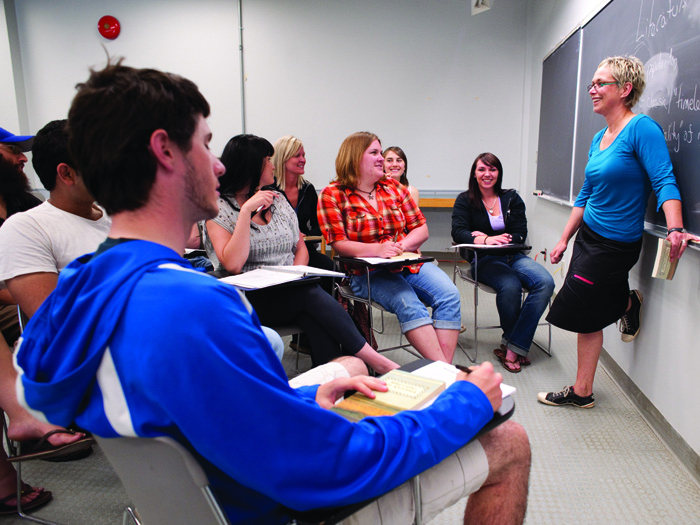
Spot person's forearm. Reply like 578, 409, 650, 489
222, 220, 254, 273
559, 207, 584, 244
185, 223, 202, 250
661, 199, 683, 230
207, 220, 251, 274
293, 232, 310, 265
0, 288, 14, 306
550, 206, 584, 264
399, 224, 428, 252
332, 239, 383, 258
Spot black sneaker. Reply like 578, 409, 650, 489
537, 386, 595, 408
619, 289, 643, 342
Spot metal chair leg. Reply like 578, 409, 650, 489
123, 506, 142, 525
413, 474, 422, 525
14, 443, 62, 524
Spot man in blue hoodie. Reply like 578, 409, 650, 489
14, 60, 530, 524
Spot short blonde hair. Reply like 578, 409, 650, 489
598, 56, 646, 108
334, 132, 380, 189
272, 135, 305, 190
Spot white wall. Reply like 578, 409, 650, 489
0, 1, 20, 133
241, 0, 528, 193
9, 0, 242, 175
522, 0, 700, 457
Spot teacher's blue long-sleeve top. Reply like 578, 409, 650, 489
575, 114, 681, 242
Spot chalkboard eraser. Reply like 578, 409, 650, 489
533, 190, 543, 196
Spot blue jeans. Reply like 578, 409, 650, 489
261, 326, 284, 361
473, 254, 554, 356
350, 262, 462, 333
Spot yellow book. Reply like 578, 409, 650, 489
651, 238, 678, 280
331, 370, 446, 422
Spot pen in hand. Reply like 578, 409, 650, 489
455, 364, 474, 374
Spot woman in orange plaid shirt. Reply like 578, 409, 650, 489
318, 132, 462, 363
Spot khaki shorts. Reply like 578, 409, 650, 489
339, 440, 488, 524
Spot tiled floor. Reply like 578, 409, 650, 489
4, 260, 700, 524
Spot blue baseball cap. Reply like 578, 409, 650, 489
0, 127, 34, 152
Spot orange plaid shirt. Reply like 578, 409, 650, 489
318, 177, 426, 273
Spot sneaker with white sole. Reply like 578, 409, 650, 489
619, 289, 643, 342
537, 386, 595, 408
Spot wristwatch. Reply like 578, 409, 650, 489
667, 227, 685, 236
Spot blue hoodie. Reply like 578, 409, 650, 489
15, 240, 493, 524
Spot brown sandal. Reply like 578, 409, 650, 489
493, 347, 521, 373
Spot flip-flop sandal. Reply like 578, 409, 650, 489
493, 347, 522, 374
0, 484, 53, 515
519, 355, 531, 366
8, 429, 94, 463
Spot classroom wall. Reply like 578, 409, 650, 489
522, 0, 700, 458
6, 0, 242, 187
5, 0, 528, 197
241, 0, 527, 195
0, 0, 21, 143
3, 0, 698, 459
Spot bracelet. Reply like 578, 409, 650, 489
667, 227, 685, 236
482, 235, 488, 245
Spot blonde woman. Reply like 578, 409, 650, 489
540, 56, 697, 408
271, 135, 334, 273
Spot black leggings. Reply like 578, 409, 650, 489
306, 242, 335, 294
247, 282, 366, 366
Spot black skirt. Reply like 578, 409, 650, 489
546, 222, 643, 334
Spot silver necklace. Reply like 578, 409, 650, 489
356, 187, 375, 200
482, 196, 498, 215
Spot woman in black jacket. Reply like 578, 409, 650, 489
451, 152, 554, 373
270, 135, 334, 274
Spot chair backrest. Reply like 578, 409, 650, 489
96, 435, 230, 525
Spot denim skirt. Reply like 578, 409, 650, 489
546, 222, 642, 334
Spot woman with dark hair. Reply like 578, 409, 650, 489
319, 132, 461, 363
383, 146, 419, 205
205, 134, 398, 373
451, 153, 554, 373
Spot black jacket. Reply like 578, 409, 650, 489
451, 188, 528, 260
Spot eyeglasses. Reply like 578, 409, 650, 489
587, 81, 618, 91
0, 143, 23, 155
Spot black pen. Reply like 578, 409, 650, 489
455, 364, 474, 374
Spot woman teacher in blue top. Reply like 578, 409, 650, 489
539, 56, 698, 409
452, 153, 555, 373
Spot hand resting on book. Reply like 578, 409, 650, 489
315, 376, 388, 409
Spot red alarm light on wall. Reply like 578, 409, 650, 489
98, 15, 120, 40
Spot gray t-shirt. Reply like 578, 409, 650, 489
205, 193, 299, 273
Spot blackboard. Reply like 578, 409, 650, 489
536, 0, 700, 235
536, 29, 580, 201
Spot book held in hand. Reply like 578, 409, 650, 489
331, 370, 446, 422
331, 362, 517, 422
651, 238, 678, 280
